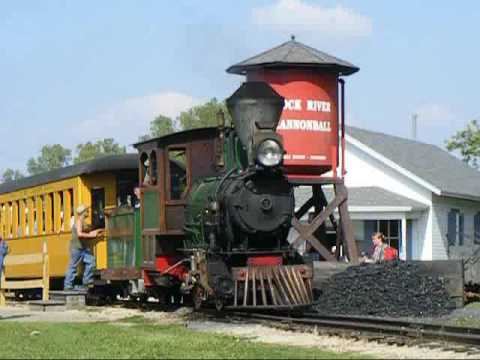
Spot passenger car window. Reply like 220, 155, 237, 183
91, 188, 105, 229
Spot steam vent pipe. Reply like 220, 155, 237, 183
227, 36, 359, 180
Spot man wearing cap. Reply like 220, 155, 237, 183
64, 204, 100, 290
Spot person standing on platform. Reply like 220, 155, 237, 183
64, 205, 100, 290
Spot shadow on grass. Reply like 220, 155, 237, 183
0, 314, 32, 321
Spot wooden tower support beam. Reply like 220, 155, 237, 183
336, 182, 359, 263
290, 181, 359, 264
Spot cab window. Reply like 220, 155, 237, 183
168, 148, 188, 200
140, 152, 149, 186
149, 151, 158, 186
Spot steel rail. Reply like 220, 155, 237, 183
224, 311, 480, 347
303, 312, 480, 336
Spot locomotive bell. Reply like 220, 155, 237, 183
226, 82, 285, 167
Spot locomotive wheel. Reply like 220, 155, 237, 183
215, 298, 224, 312
133, 293, 148, 303
192, 286, 204, 311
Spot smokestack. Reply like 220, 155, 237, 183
411, 113, 418, 140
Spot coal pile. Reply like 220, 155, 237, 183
315, 261, 455, 318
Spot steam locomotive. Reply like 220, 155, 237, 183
1, 38, 358, 311
0, 81, 313, 311
123, 82, 313, 310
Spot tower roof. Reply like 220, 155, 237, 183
227, 37, 359, 76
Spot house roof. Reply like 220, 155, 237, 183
295, 186, 427, 212
346, 126, 480, 201
226, 38, 359, 76
0, 154, 138, 195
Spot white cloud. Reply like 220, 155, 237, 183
251, 0, 372, 38
414, 104, 456, 124
77, 92, 203, 146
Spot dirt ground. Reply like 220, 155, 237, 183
0, 304, 188, 324
0, 304, 478, 359
187, 320, 480, 360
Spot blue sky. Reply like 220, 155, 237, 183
1, 0, 479, 174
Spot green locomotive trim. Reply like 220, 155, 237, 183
184, 178, 218, 249
107, 207, 142, 269
183, 129, 248, 249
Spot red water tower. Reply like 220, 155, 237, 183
227, 37, 360, 263
227, 36, 358, 181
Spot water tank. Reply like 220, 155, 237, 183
227, 37, 359, 178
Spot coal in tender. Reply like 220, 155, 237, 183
315, 261, 456, 318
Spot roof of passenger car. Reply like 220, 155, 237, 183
0, 154, 138, 195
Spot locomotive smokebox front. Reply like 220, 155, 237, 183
227, 37, 359, 179
226, 81, 285, 168
222, 81, 293, 244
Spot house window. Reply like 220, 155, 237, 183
474, 212, 480, 245
447, 209, 464, 246
364, 220, 401, 250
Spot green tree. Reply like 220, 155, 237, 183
139, 114, 175, 142
27, 144, 72, 175
1, 168, 24, 183
178, 98, 231, 131
74, 138, 126, 164
446, 120, 480, 168
150, 114, 175, 137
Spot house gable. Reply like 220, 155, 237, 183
346, 135, 441, 196
345, 138, 433, 260
346, 126, 480, 201
345, 139, 433, 206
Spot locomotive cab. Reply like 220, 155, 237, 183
133, 128, 223, 295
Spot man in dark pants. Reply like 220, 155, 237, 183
64, 205, 100, 290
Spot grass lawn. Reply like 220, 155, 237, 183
465, 302, 480, 310
0, 321, 367, 359
447, 302, 480, 328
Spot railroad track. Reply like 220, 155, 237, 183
203, 310, 480, 355
101, 299, 480, 354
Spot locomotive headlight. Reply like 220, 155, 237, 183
256, 139, 283, 167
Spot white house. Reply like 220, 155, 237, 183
297, 126, 480, 282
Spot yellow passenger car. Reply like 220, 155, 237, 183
0, 154, 138, 288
